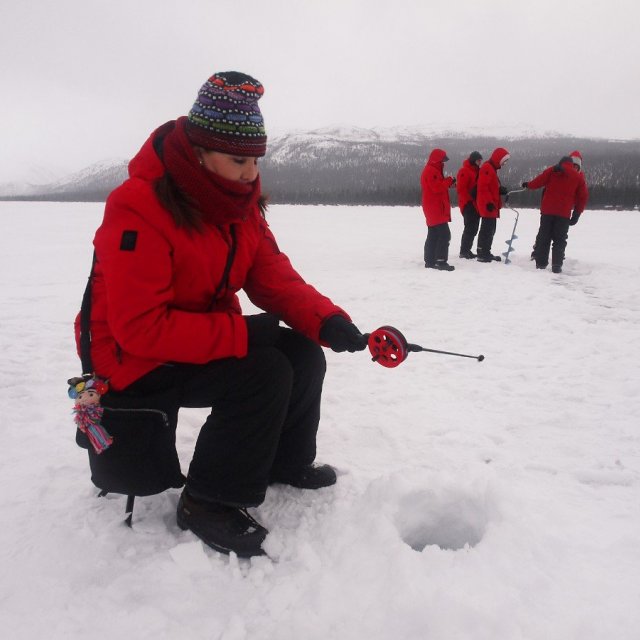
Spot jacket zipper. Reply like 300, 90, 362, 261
207, 224, 238, 311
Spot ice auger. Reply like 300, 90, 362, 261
502, 188, 527, 264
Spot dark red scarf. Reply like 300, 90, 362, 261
161, 116, 261, 225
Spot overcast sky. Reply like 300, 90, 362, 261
1, 0, 639, 182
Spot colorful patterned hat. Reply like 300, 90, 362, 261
185, 71, 267, 157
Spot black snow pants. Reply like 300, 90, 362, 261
460, 202, 480, 254
122, 328, 326, 507
533, 214, 571, 268
477, 217, 497, 257
424, 222, 451, 266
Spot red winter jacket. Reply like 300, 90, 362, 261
526, 160, 589, 218
456, 159, 479, 213
76, 122, 348, 390
420, 149, 454, 227
477, 148, 509, 219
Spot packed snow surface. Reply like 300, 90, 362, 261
1, 202, 639, 639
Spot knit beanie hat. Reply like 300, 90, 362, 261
569, 150, 582, 168
469, 151, 483, 164
185, 71, 267, 157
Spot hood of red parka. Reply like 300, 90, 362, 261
489, 147, 509, 168
427, 148, 448, 171
127, 120, 177, 181
559, 158, 578, 172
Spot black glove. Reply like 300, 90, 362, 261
245, 313, 280, 347
521, 181, 529, 189
450, 177, 456, 187
486, 202, 495, 212
319, 315, 368, 353
470, 186, 477, 199
569, 211, 581, 226
499, 186, 508, 196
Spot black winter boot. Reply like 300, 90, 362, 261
177, 490, 268, 557
477, 253, 502, 263
552, 265, 562, 274
271, 463, 337, 489
435, 261, 455, 271
459, 250, 476, 259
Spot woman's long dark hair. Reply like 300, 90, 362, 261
154, 173, 268, 233
154, 172, 202, 231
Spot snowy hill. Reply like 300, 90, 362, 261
1, 201, 639, 639
44, 158, 129, 195
0, 159, 128, 201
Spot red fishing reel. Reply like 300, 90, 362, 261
367, 326, 410, 368
367, 325, 485, 368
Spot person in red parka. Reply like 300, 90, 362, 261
420, 148, 456, 271
74, 71, 368, 557
476, 147, 511, 262
523, 152, 589, 273
456, 151, 483, 259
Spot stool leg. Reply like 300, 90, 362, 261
124, 495, 135, 527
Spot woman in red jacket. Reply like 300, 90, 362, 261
523, 153, 589, 273
456, 151, 483, 259
476, 147, 510, 262
75, 71, 367, 557
420, 148, 456, 271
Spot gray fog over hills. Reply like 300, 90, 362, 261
2, 127, 639, 209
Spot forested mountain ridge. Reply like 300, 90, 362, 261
3, 128, 638, 209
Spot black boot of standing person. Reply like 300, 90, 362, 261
476, 217, 501, 262
533, 214, 570, 271
459, 202, 480, 258
424, 222, 455, 271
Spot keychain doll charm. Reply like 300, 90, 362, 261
67, 375, 112, 454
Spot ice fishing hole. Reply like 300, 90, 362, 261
395, 490, 488, 552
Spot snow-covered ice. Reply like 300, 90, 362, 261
1, 202, 639, 639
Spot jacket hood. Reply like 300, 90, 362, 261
489, 147, 510, 168
569, 150, 582, 170
127, 120, 176, 181
555, 157, 578, 173
428, 148, 449, 165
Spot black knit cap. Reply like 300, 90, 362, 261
469, 151, 483, 163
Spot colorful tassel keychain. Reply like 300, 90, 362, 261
67, 375, 113, 454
